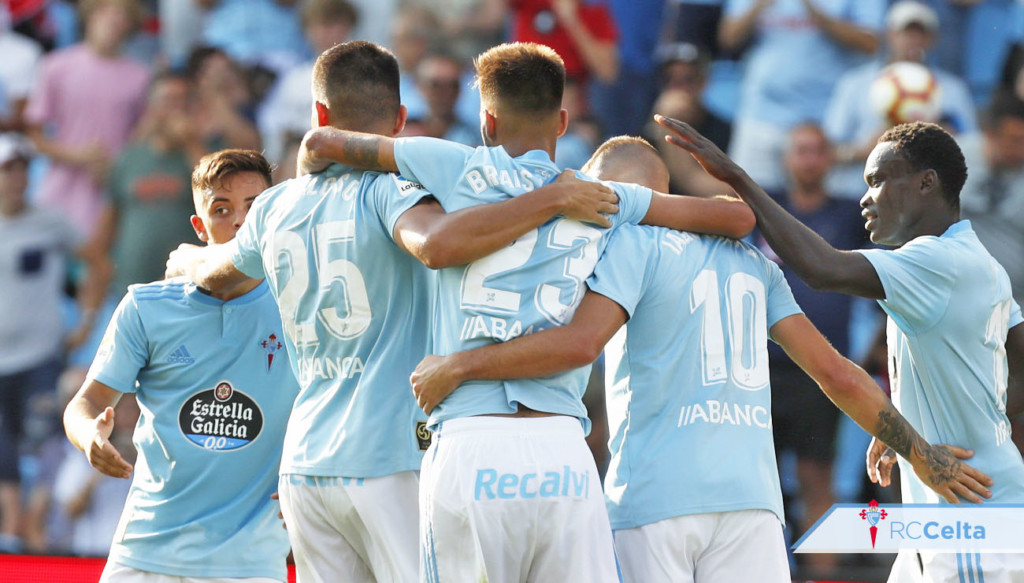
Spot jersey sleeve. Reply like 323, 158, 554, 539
762, 256, 803, 330
392, 137, 474, 207
605, 180, 654, 227
369, 173, 433, 240
586, 226, 656, 318
856, 238, 953, 332
230, 198, 267, 279
86, 291, 149, 394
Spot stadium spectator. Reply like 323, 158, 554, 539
24, 0, 150, 237
718, 0, 884, 194
185, 46, 261, 152
197, 0, 308, 74
959, 92, 1024, 308
659, 116, 1024, 581
258, 0, 358, 164
64, 149, 297, 581
405, 50, 481, 146
756, 122, 868, 571
0, 5, 43, 133
509, 0, 619, 86
410, 0, 505, 64
825, 0, 978, 199
644, 42, 733, 197
0, 132, 109, 554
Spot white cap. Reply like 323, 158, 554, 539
887, 1, 939, 33
0, 133, 34, 165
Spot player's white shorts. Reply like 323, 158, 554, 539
99, 562, 280, 583
888, 550, 1024, 583
613, 509, 790, 583
420, 415, 617, 583
278, 471, 419, 583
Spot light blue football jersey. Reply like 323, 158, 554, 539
392, 137, 653, 430
857, 220, 1024, 504
587, 224, 802, 530
229, 164, 434, 478
87, 280, 297, 580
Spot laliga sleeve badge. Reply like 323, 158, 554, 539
416, 421, 432, 451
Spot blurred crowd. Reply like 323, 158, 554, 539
1, 0, 1023, 569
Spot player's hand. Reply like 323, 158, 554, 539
910, 444, 993, 504
553, 170, 619, 228
86, 407, 133, 479
866, 436, 896, 487
655, 115, 747, 185
297, 128, 333, 176
270, 492, 287, 528
410, 354, 461, 414
165, 243, 204, 279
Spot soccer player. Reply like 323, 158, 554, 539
166, 41, 622, 582
658, 117, 1024, 581
63, 149, 298, 582
409, 136, 994, 583
293, 42, 755, 582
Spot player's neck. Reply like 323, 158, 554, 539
202, 278, 263, 302
497, 132, 557, 161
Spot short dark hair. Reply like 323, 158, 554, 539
474, 43, 564, 115
878, 122, 967, 208
192, 149, 272, 206
302, 0, 359, 30
312, 41, 400, 128
983, 90, 1024, 130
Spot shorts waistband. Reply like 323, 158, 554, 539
435, 415, 584, 437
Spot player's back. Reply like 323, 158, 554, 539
862, 221, 1024, 503
591, 224, 801, 530
391, 137, 653, 429
94, 278, 296, 579
232, 164, 434, 478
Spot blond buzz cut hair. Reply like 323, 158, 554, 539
474, 43, 565, 115
582, 136, 660, 175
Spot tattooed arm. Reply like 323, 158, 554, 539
298, 126, 399, 175
771, 313, 993, 503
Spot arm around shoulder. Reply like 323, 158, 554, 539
641, 192, 755, 239
298, 126, 399, 175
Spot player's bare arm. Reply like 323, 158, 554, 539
641, 191, 755, 239
298, 126, 399, 175
394, 170, 619, 268
656, 114, 885, 299
1006, 322, 1024, 418
166, 242, 250, 294
63, 380, 133, 480
771, 313, 993, 503
411, 291, 626, 413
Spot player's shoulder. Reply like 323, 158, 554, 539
128, 278, 190, 303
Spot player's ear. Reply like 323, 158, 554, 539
556, 108, 569, 138
919, 168, 938, 195
482, 109, 497, 141
314, 101, 330, 128
391, 104, 408, 137
190, 215, 209, 243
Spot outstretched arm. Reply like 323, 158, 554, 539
657, 115, 884, 298
411, 291, 627, 412
298, 126, 399, 175
772, 313, 993, 503
641, 191, 755, 239
64, 380, 132, 479
394, 170, 619, 268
